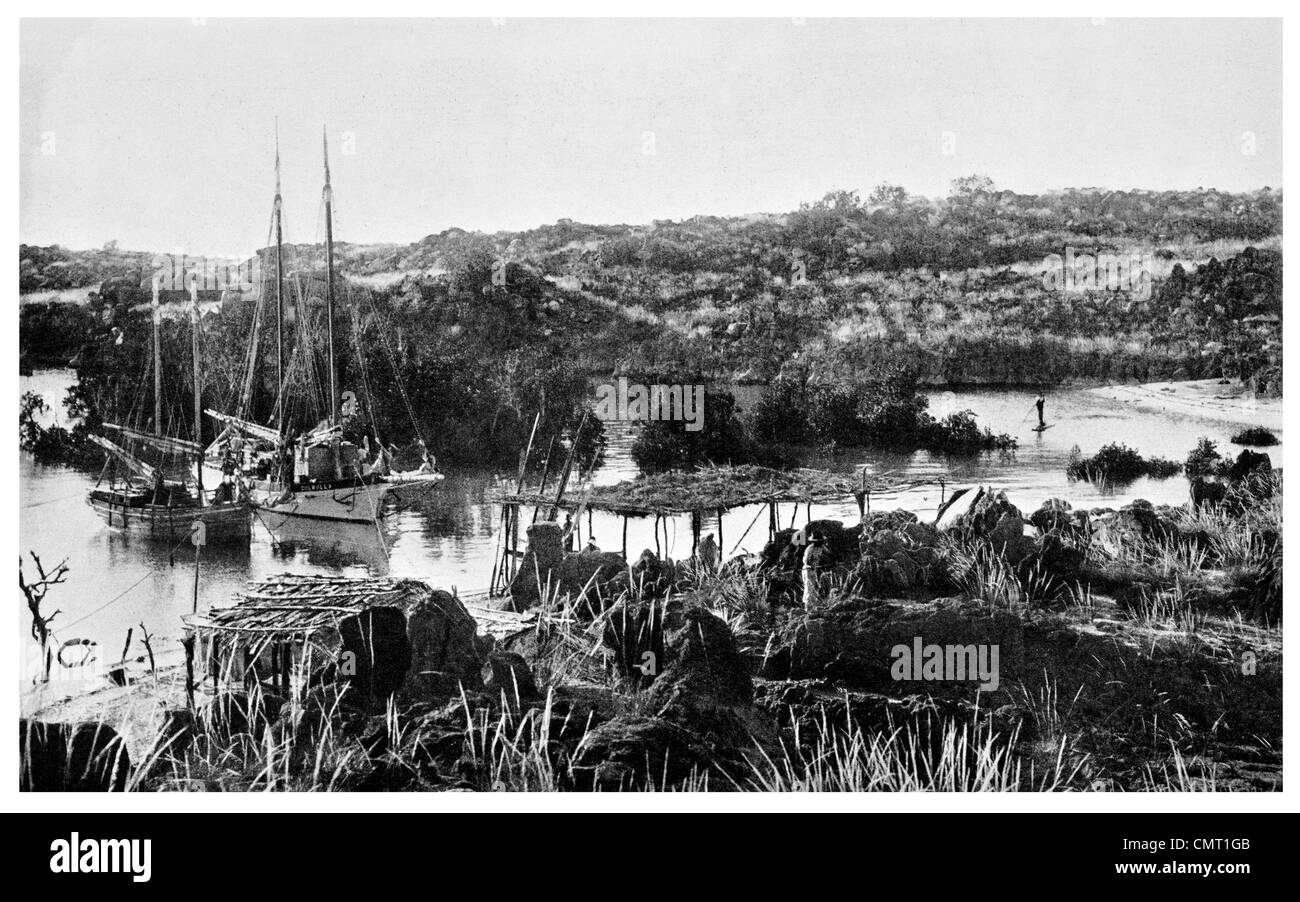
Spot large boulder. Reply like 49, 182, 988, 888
861, 509, 919, 533
340, 607, 412, 705
553, 551, 630, 618
761, 597, 1025, 695
506, 522, 566, 608
955, 488, 1023, 540
600, 598, 670, 690
482, 650, 539, 703
1029, 498, 1085, 535
20, 719, 131, 791
568, 715, 707, 791
1190, 477, 1228, 509
1020, 532, 1086, 585
649, 605, 755, 714
1113, 499, 1177, 542
506, 521, 629, 615
628, 549, 677, 596
760, 527, 800, 571
580, 601, 777, 789
852, 521, 943, 595
1229, 449, 1272, 482
402, 589, 486, 700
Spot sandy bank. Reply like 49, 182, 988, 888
1087, 379, 1282, 432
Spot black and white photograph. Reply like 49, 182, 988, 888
14, 11, 1287, 813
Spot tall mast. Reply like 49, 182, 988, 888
151, 276, 162, 436
322, 126, 338, 425
274, 120, 286, 433
189, 276, 205, 506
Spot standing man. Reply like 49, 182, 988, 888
1035, 392, 1046, 429
696, 533, 719, 574
802, 532, 828, 610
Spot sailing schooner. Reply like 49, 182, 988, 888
87, 277, 252, 543
212, 127, 433, 528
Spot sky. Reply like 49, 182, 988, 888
20, 17, 1283, 256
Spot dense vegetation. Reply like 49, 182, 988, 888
19, 180, 1283, 472
1230, 426, 1279, 446
24, 189, 1284, 391
1065, 442, 1182, 484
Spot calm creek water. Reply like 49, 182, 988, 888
20, 369, 1280, 695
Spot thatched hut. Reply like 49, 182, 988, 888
186, 574, 485, 703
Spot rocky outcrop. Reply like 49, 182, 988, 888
569, 715, 708, 791
573, 600, 776, 790
1028, 498, 1090, 538
850, 522, 943, 594
506, 521, 628, 615
20, 719, 131, 791
482, 650, 539, 703
506, 522, 566, 609
759, 596, 1025, 693
956, 488, 1034, 564
402, 589, 485, 700
1229, 449, 1272, 482
340, 607, 412, 704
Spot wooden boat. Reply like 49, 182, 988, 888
255, 476, 393, 524
87, 277, 251, 544
207, 129, 453, 533
88, 486, 252, 543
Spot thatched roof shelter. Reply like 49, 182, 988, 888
186, 574, 436, 640
492, 464, 921, 516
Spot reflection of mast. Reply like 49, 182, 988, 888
322, 126, 338, 426
274, 120, 286, 434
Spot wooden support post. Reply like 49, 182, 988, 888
691, 510, 702, 555
768, 501, 777, 539
622, 516, 628, 559
182, 635, 196, 710
509, 504, 520, 582
717, 508, 724, 556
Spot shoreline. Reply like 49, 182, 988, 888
1086, 379, 1283, 432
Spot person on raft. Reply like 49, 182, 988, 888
1035, 393, 1046, 428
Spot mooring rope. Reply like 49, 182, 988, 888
54, 532, 194, 634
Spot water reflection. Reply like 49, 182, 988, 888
20, 370, 1281, 692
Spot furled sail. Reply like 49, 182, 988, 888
103, 422, 203, 457
205, 409, 282, 445
88, 434, 158, 482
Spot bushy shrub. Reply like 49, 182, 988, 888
1067, 442, 1182, 484
748, 364, 1012, 454
1185, 437, 1228, 480
631, 391, 764, 473
1230, 426, 1279, 447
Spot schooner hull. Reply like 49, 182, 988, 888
253, 481, 392, 526
88, 494, 252, 543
